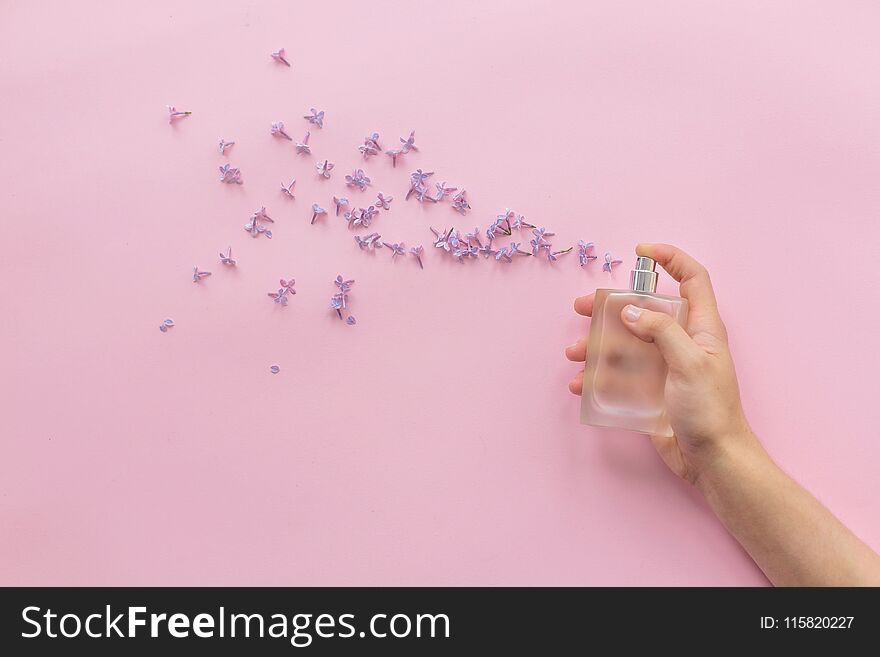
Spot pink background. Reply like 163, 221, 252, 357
2, 1, 879, 586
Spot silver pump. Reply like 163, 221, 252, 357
629, 256, 658, 293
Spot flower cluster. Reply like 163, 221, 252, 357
354, 233, 383, 250
345, 168, 371, 191
406, 169, 467, 210
219, 163, 243, 184
358, 132, 382, 159
268, 278, 296, 306
343, 204, 380, 229
330, 275, 355, 325
244, 206, 274, 238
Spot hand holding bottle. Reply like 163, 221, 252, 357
565, 243, 880, 585
567, 243, 756, 484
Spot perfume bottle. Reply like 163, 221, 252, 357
580, 256, 688, 437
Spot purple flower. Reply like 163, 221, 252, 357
385, 148, 403, 167
331, 275, 355, 320
511, 213, 534, 230
603, 252, 623, 274
295, 132, 311, 155
218, 138, 234, 154
354, 205, 379, 228
375, 192, 393, 210
335, 275, 355, 295
304, 108, 325, 128
280, 179, 296, 198
355, 233, 383, 250
271, 48, 291, 67
577, 240, 597, 266
431, 226, 453, 251
509, 241, 530, 256
159, 318, 175, 333
465, 227, 483, 247
244, 207, 274, 238
192, 266, 211, 282
410, 245, 424, 269
432, 181, 457, 202
167, 105, 191, 123
271, 121, 292, 140
268, 278, 296, 305
406, 169, 433, 200
346, 315, 357, 326
333, 196, 349, 215
382, 241, 406, 260
399, 130, 418, 153
316, 159, 334, 179
270, 365, 281, 374
311, 203, 327, 224
359, 133, 381, 159
343, 208, 361, 229
345, 168, 371, 190
219, 246, 236, 266
494, 246, 512, 263
451, 190, 471, 215
478, 242, 495, 258
219, 164, 243, 184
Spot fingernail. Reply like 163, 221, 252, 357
623, 305, 642, 321
567, 342, 578, 350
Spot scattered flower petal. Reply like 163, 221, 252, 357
219, 246, 236, 266
218, 138, 234, 154
271, 48, 291, 67
295, 132, 311, 155
304, 108, 325, 128
167, 105, 191, 123
316, 159, 334, 179
271, 121, 292, 140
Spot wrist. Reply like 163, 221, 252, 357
692, 429, 770, 499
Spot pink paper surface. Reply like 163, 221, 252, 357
2, 0, 879, 586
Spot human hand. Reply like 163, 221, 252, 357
566, 243, 758, 485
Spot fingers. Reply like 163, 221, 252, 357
635, 243, 725, 339
574, 293, 595, 317
620, 304, 704, 374
565, 337, 587, 362
568, 370, 584, 395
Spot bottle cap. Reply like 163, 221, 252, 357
630, 256, 658, 293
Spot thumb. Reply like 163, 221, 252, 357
620, 305, 701, 374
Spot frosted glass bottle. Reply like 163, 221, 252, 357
580, 257, 687, 437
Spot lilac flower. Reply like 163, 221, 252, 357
271, 48, 291, 67
311, 203, 327, 224
244, 207, 274, 238
268, 278, 296, 305
385, 148, 403, 167
270, 365, 281, 374
167, 106, 191, 123
355, 233, 383, 250
478, 242, 495, 258
465, 227, 483, 247
280, 179, 296, 198
346, 316, 357, 326
218, 138, 234, 154
431, 226, 453, 251
410, 245, 425, 269
375, 192, 393, 210
316, 159, 334, 179
219, 163, 243, 184
219, 246, 236, 266
547, 247, 573, 263
304, 108, 325, 128
511, 213, 534, 230
333, 196, 349, 216
354, 206, 379, 228
331, 275, 355, 320
159, 318, 175, 333
577, 240, 597, 266
192, 266, 211, 282
335, 275, 355, 295
359, 133, 381, 159
494, 246, 512, 263
343, 208, 361, 229
271, 121, 292, 140
603, 252, 623, 274
432, 181, 457, 202
530, 226, 555, 254
509, 241, 531, 256
295, 132, 311, 155
451, 189, 471, 215
406, 169, 433, 200
399, 130, 418, 153
382, 241, 406, 260
345, 168, 371, 190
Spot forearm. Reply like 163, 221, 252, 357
695, 433, 880, 586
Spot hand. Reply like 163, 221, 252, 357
566, 243, 757, 485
